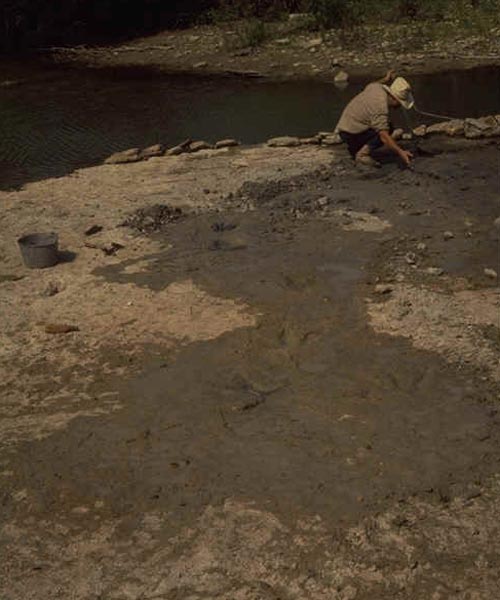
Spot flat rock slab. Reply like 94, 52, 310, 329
215, 139, 240, 149
104, 148, 141, 164
189, 141, 213, 152
140, 144, 164, 159
267, 136, 301, 147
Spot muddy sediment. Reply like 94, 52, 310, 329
1, 138, 500, 598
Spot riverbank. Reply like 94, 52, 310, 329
45, 17, 500, 80
1, 134, 500, 597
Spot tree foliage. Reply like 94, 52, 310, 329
0, 0, 213, 50
1, 0, 498, 51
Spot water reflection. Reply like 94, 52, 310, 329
0, 60, 498, 189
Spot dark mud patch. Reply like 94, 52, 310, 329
122, 203, 185, 233
4, 145, 500, 542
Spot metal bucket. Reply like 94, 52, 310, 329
18, 232, 59, 269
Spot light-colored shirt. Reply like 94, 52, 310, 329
337, 82, 390, 134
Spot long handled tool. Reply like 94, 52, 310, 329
412, 106, 457, 121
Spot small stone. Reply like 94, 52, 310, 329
334, 70, 349, 83
232, 159, 249, 168
166, 145, 185, 156
300, 136, 321, 145
443, 231, 454, 240
306, 37, 322, 49
484, 268, 498, 279
482, 115, 498, 128
166, 139, 192, 156
193, 61, 208, 69
464, 128, 483, 140
289, 12, 309, 21
426, 267, 444, 276
84, 224, 103, 236
494, 217, 500, 230
317, 131, 333, 139
104, 148, 141, 164
464, 117, 494, 139
405, 252, 417, 265
140, 144, 164, 159
215, 139, 239, 149
484, 126, 500, 138
275, 38, 290, 45
417, 242, 427, 251
72, 506, 90, 514
41, 281, 61, 297
413, 125, 427, 137
375, 284, 394, 295
317, 196, 329, 207
392, 128, 404, 141
189, 141, 213, 152
341, 584, 358, 600
402, 133, 413, 141
267, 136, 301, 147
426, 121, 450, 135
321, 133, 342, 146
84, 241, 124, 256
446, 119, 465, 137
466, 117, 492, 132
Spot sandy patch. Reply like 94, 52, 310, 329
334, 209, 392, 232
0, 265, 256, 446
3, 145, 322, 448
1, 277, 255, 355
367, 284, 500, 380
4, 483, 500, 599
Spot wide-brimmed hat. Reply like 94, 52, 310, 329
383, 77, 415, 110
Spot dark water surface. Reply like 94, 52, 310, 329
0, 60, 499, 188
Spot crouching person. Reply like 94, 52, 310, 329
337, 74, 415, 167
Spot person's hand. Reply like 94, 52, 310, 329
400, 150, 414, 166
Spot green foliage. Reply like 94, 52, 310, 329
210, 0, 303, 21
1, 0, 499, 51
0, 0, 213, 51
305, 0, 455, 28
239, 18, 269, 46
306, 0, 357, 28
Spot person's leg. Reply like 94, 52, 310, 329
355, 129, 382, 166
339, 131, 359, 158
339, 129, 397, 167
355, 129, 382, 153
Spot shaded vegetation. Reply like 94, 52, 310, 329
211, 0, 500, 27
1, 0, 499, 52
0, 0, 213, 50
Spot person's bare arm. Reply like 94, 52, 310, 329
379, 130, 413, 165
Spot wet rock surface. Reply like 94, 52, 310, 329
1, 139, 500, 598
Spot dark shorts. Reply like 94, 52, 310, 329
338, 128, 383, 158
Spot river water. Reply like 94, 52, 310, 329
0, 59, 499, 188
